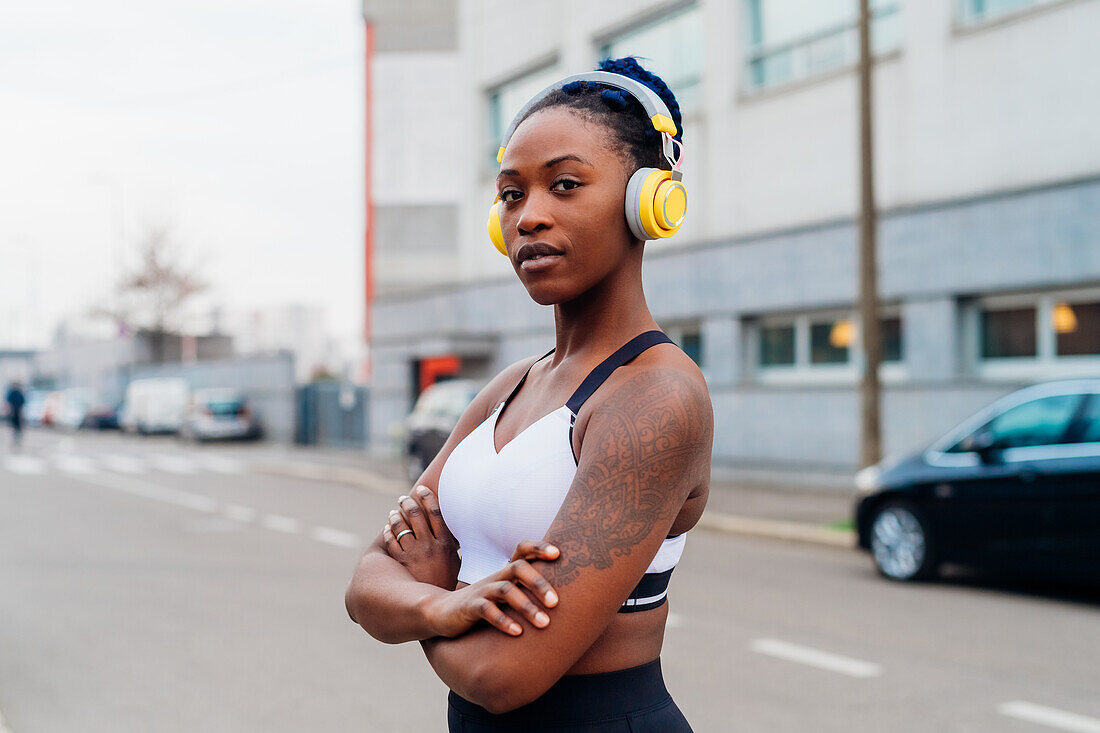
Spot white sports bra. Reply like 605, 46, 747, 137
438, 330, 686, 613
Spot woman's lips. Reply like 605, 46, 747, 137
520, 254, 563, 273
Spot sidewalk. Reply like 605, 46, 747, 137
240, 444, 858, 549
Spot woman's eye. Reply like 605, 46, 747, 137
499, 190, 522, 203
551, 179, 580, 192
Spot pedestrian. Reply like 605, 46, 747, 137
5, 381, 26, 449
345, 57, 711, 731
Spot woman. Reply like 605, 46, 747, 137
345, 57, 712, 731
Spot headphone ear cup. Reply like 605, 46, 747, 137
625, 168, 688, 241
488, 200, 507, 256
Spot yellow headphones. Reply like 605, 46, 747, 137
488, 71, 688, 257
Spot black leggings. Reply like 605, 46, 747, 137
447, 658, 692, 732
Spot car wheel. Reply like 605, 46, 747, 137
869, 501, 937, 581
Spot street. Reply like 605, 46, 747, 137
2, 430, 1099, 733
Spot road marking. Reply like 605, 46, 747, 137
54, 455, 95, 474
261, 514, 302, 534
79, 474, 218, 513
150, 454, 197, 474
195, 454, 246, 474
311, 526, 361, 548
223, 503, 256, 523
749, 638, 882, 678
0, 704, 13, 733
666, 612, 685, 628
101, 454, 145, 474
2, 455, 47, 475
999, 702, 1100, 732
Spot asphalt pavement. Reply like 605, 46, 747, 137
2, 429, 1099, 733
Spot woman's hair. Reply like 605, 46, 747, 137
520, 57, 683, 172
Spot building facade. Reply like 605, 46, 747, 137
368, 0, 1100, 478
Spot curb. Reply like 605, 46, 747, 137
257, 459, 857, 549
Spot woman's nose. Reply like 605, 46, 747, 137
516, 191, 553, 235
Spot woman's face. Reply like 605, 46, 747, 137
496, 107, 636, 306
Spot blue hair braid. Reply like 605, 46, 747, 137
519, 56, 684, 172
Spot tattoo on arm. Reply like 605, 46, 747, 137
544, 369, 710, 587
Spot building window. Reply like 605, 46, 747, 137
957, 0, 1063, 26
1055, 300, 1100, 357
759, 324, 796, 366
743, 0, 900, 91
975, 291, 1100, 379
981, 306, 1037, 358
755, 310, 902, 380
487, 63, 563, 168
598, 4, 704, 114
663, 322, 703, 366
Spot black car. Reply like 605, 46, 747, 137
855, 379, 1100, 583
403, 379, 480, 482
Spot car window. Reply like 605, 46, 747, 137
1071, 395, 1100, 444
983, 394, 1082, 449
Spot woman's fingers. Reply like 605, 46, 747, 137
413, 485, 450, 540
492, 579, 551, 629
382, 524, 402, 555
388, 509, 411, 543
474, 598, 522, 636
396, 493, 431, 540
509, 540, 560, 563
505, 559, 558, 607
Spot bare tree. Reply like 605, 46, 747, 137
92, 226, 209, 362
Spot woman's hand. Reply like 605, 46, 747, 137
420, 552, 561, 638
382, 485, 460, 589
383, 486, 561, 637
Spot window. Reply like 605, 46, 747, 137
984, 394, 1081, 449
981, 307, 1037, 359
1074, 395, 1100, 444
744, 0, 900, 90
975, 292, 1100, 376
487, 63, 563, 168
810, 317, 852, 364
957, 0, 1063, 26
1054, 300, 1100, 357
598, 4, 704, 114
756, 311, 902, 375
663, 322, 703, 366
760, 324, 795, 366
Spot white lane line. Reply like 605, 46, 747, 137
150, 454, 197, 474
194, 454, 246, 474
749, 638, 882, 679
223, 503, 257, 523
101, 454, 145, 474
78, 474, 218, 513
311, 526, 361, 548
261, 514, 302, 534
666, 612, 685, 629
54, 455, 96, 474
3, 455, 47, 475
999, 702, 1100, 732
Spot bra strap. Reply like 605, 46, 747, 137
566, 330, 674, 417
565, 330, 675, 464
498, 347, 556, 413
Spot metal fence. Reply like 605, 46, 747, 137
295, 381, 369, 449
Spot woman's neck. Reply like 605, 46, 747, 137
550, 255, 659, 364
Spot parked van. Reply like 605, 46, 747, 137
123, 378, 189, 434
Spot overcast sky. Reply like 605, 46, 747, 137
1, 0, 364, 349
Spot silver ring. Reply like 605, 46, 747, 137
395, 529, 414, 541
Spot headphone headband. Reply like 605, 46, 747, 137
496, 71, 679, 164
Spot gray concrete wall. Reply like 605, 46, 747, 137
368, 177, 1100, 474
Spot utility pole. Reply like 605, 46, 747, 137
858, 0, 883, 467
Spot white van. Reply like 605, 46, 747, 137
123, 378, 189, 434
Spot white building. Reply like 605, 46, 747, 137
368, 0, 1100, 478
